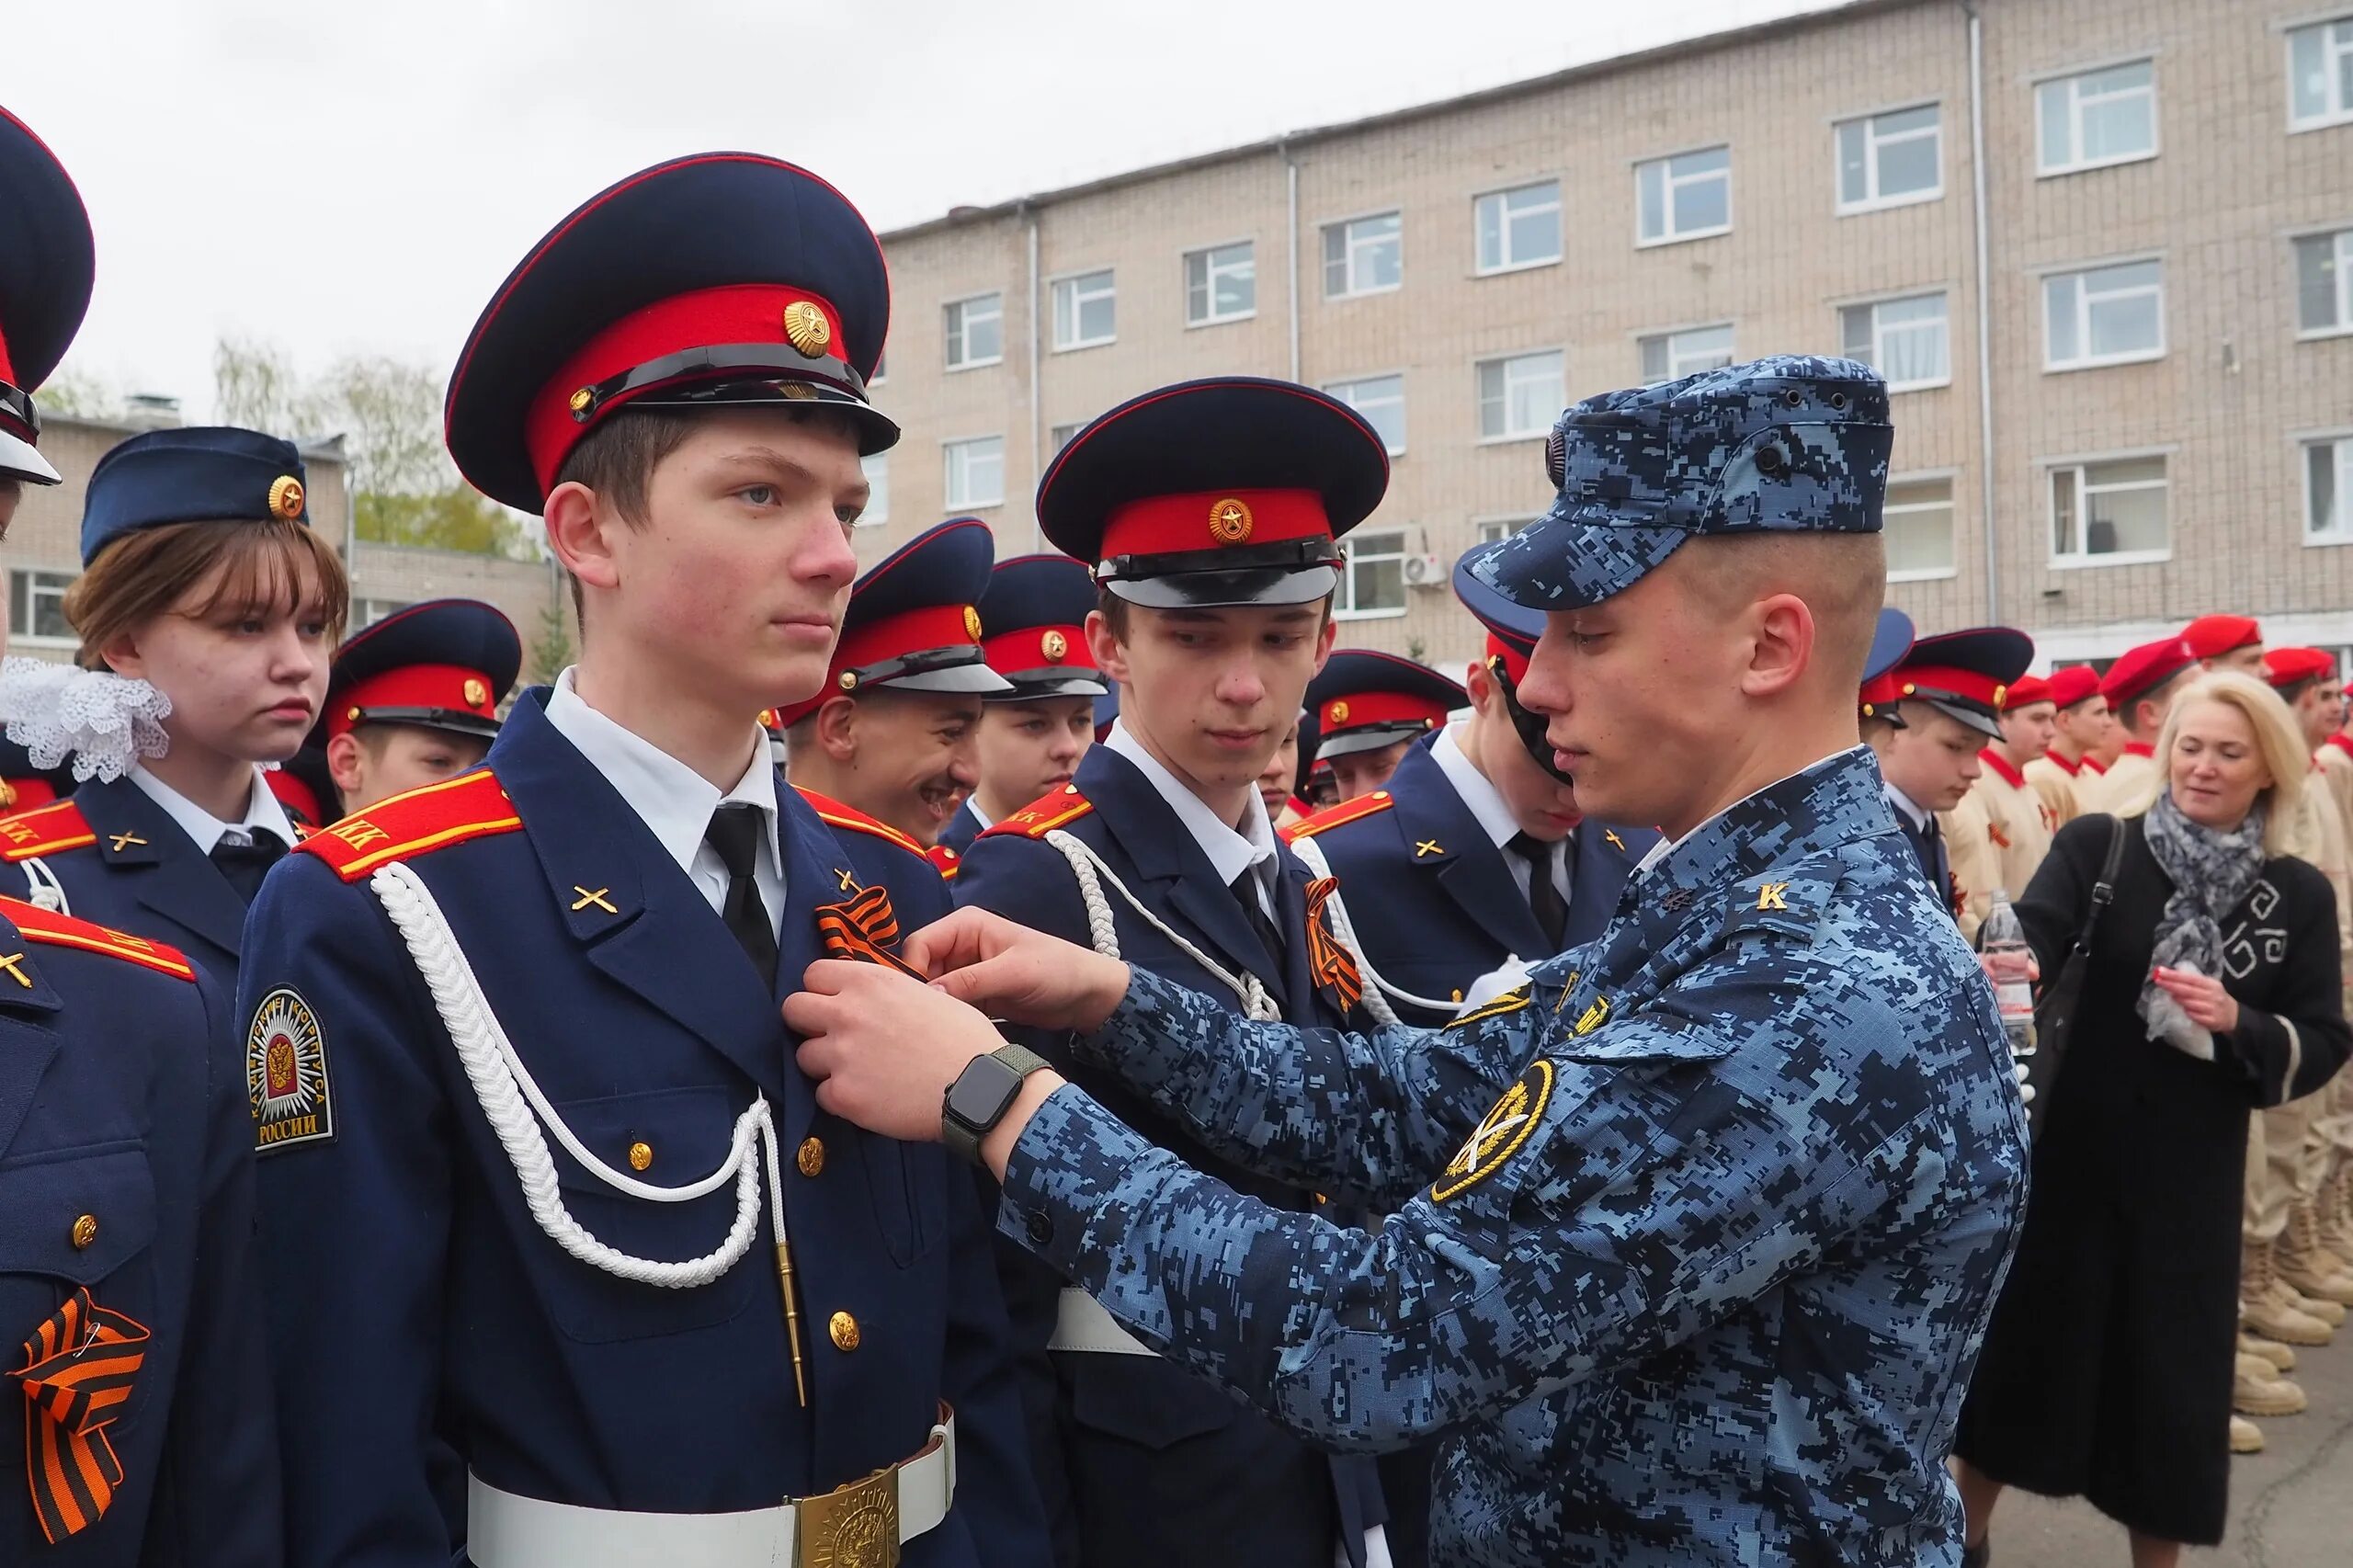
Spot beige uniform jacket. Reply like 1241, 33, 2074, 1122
1941, 750, 2055, 942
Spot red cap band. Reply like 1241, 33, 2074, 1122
1320, 689, 1449, 734
332, 663, 501, 741
1100, 488, 1331, 562
1487, 633, 1530, 687
1893, 664, 2011, 711
983, 624, 1095, 678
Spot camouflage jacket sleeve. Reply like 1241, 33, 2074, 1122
1067, 964, 1552, 1211
999, 973, 1961, 1451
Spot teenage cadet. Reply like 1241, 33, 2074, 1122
1304, 650, 1462, 802
237, 152, 1047, 1567
318, 597, 519, 817
0, 97, 280, 1567
1946, 671, 2057, 941
940, 553, 1106, 858
2080, 636, 2200, 815
2023, 665, 2109, 830
949, 376, 1390, 1568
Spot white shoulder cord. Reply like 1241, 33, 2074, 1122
17, 856, 68, 915
1040, 828, 1282, 1022
369, 860, 777, 1288
1285, 835, 1461, 1026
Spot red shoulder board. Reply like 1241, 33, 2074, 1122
296, 770, 521, 883
0, 895, 198, 982
983, 785, 1096, 840
926, 842, 962, 880
1283, 790, 1396, 844
0, 799, 96, 861
796, 787, 928, 858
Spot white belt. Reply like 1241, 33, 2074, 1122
1049, 1288, 1156, 1357
468, 1408, 956, 1568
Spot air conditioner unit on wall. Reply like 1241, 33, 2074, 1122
1403, 553, 1447, 587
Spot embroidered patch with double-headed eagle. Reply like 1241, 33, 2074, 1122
249, 986, 335, 1153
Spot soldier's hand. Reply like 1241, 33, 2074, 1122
790, 960, 1008, 1142
904, 907, 1132, 1031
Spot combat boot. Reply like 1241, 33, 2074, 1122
2240, 1330, 2296, 1374
2230, 1415, 2264, 1455
2234, 1352, 2306, 1417
2325, 1166, 2353, 1259
2285, 1282, 2347, 1326
2278, 1203, 2353, 1306
2242, 1238, 2334, 1346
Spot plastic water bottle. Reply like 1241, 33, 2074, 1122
1980, 889, 2036, 1059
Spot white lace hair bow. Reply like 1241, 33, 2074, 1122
0, 655, 173, 782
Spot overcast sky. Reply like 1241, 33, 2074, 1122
6, 0, 1848, 424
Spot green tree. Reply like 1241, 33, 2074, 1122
529, 587, 575, 685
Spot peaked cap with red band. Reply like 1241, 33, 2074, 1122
2047, 664, 2103, 711
2101, 636, 2197, 709
1448, 541, 1575, 783
775, 518, 1008, 726
2002, 673, 2053, 710
445, 153, 894, 514
1855, 608, 1919, 723
1307, 650, 1465, 758
2182, 613, 2262, 662
0, 105, 96, 485
321, 597, 522, 745
2264, 645, 2337, 689
1883, 627, 2034, 741
1040, 377, 1389, 608
976, 553, 1106, 700
265, 755, 330, 829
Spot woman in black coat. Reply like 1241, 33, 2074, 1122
1954, 672, 2351, 1567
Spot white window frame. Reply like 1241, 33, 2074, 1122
2294, 224, 2353, 339
2303, 430, 2353, 546
1837, 290, 1953, 392
349, 597, 413, 632
857, 453, 888, 528
2033, 57, 2160, 177
1323, 372, 1407, 458
1183, 239, 1256, 328
942, 291, 1003, 372
1472, 179, 1563, 276
1049, 422, 1082, 454
1474, 349, 1566, 445
1050, 268, 1117, 352
1633, 145, 1733, 248
2045, 449, 2174, 569
1881, 471, 1961, 583
1323, 210, 1404, 300
2040, 256, 2166, 371
941, 435, 1006, 511
2287, 16, 2353, 133
1637, 323, 1737, 383
1834, 102, 1944, 214
1474, 516, 1537, 547
1334, 528, 1410, 620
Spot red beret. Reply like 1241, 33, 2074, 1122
2181, 614, 2261, 660
2046, 665, 2102, 710
2101, 637, 2197, 708
2002, 674, 2052, 710
2263, 646, 2336, 689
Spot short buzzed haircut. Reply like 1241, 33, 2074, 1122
1677, 531, 1887, 688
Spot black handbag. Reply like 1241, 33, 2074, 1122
2023, 813, 2130, 1137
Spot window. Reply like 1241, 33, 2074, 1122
858, 453, 888, 527
1475, 351, 1564, 442
1638, 324, 1735, 383
1050, 422, 1082, 453
1336, 529, 1407, 619
2297, 229, 2353, 335
1635, 146, 1731, 245
1882, 478, 1957, 580
943, 437, 1004, 510
943, 293, 1001, 370
1476, 517, 1535, 546
2050, 456, 2169, 564
2310, 437, 2353, 543
9, 568, 76, 644
350, 597, 412, 631
1051, 270, 1116, 350
1836, 104, 1942, 210
1839, 293, 1951, 390
1324, 374, 1406, 457
2036, 61, 2157, 174
1323, 211, 1402, 298
1185, 242, 1255, 326
2289, 17, 2353, 131
1474, 180, 1562, 274
2043, 261, 2165, 369
870, 348, 888, 385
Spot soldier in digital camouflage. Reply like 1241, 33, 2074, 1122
789, 355, 2033, 1567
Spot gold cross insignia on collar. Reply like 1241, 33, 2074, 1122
571, 887, 619, 915
108, 832, 148, 853
1604, 829, 1626, 851
0, 952, 28, 989
834, 867, 862, 893
1414, 839, 1443, 858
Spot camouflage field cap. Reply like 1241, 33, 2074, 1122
1470, 354, 1893, 610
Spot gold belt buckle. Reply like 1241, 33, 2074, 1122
797, 1462, 900, 1568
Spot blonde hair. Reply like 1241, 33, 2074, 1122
2132, 671, 2313, 856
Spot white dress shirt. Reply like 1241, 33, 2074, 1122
1427, 722, 1571, 906
543, 669, 786, 931
129, 763, 297, 854
1106, 720, 1279, 915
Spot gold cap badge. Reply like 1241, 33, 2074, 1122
567, 386, 595, 418
267, 476, 305, 521
782, 300, 832, 357
1328, 699, 1350, 725
962, 605, 983, 642
464, 677, 490, 709
1041, 630, 1068, 662
838, 670, 860, 692
1208, 496, 1254, 545
1992, 683, 2008, 707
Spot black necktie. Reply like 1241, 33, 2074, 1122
705, 804, 779, 982
1509, 832, 1569, 951
1229, 868, 1284, 963
209, 833, 288, 903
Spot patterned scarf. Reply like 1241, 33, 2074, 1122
2137, 788, 2268, 1049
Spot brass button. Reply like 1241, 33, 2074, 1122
797, 1137, 825, 1177
628, 1142, 654, 1172
828, 1311, 860, 1352
70, 1213, 97, 1250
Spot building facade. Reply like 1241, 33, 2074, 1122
866, 0, 2353, 670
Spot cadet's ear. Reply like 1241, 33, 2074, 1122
1740, 591, 1814, 699
1086, 608, 1130, 687
813, 695, 860, 762
324, 731, 369, 794
544, 480, 620, 594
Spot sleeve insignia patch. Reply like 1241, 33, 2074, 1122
1433, 1059, 1553, 1203
249, 986, 335, 1153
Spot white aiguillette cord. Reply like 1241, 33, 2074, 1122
1040, 828, 1281, 1022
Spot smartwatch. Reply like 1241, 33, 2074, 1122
942, 1043, 1051, 1165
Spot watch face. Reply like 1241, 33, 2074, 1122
947, 1055, 1022, 1129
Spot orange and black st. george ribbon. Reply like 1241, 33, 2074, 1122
814, 883, 926, 979
15, 1287, 149, 1543
1302, 876, 1365, 1016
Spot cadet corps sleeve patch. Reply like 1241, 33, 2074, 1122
1432, 1059, 1553, 1203
983, 785, 1095, 839
249, 987, 335, 1153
